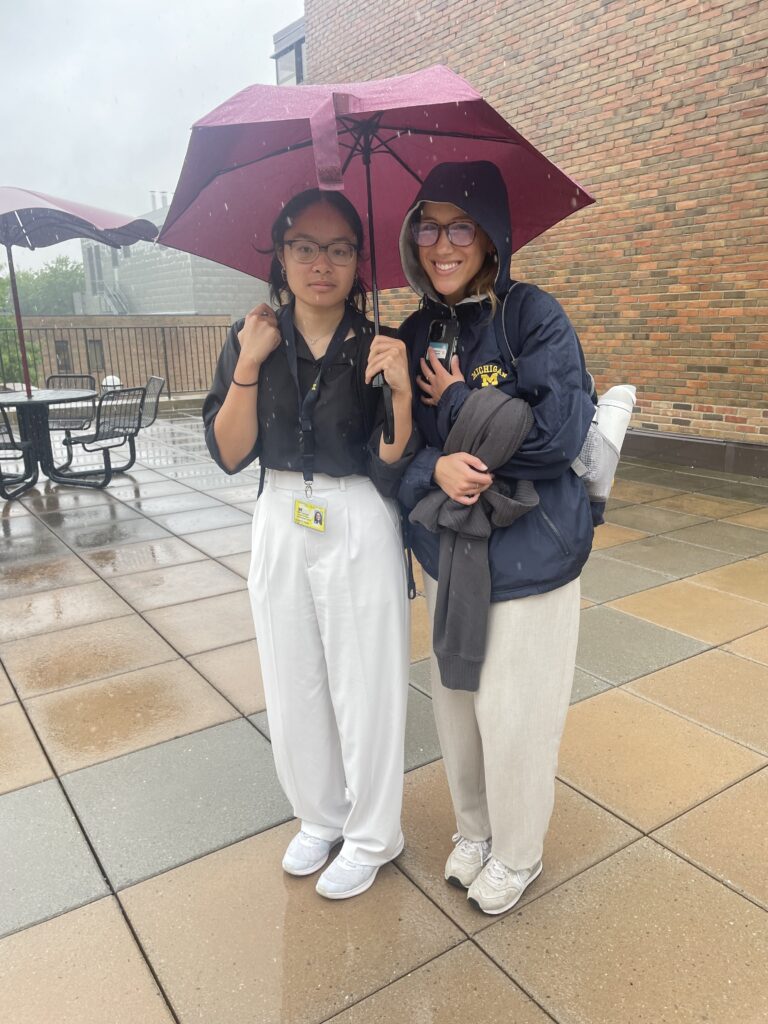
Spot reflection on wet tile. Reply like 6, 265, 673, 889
56, 518, 171, 550
26, 660, 237, 773
609, 579, 768, 644
1, 615, 176, 697
109, 559, 245, 611
332, 943, 551, 1023
20, 487, 115, 513
0, 780, 108, 937
215, 483, 265, 504
189, 640, 264, 715
626, 649, 768, 754
183, 523, 253, 557
0, 531, 71, 565
123, 491, 222, 516
144, 591, 255, 655
0, 581, 130, 643
0, 898, 175, 1024
81, 536, 207, 577
36, 503, 142, 535
476, 839, 768, 1024
399, 762, 639, 934
0, 703, 52, 796
105, 479, 191, 501
655, 768, 768, 909
120, 820, 462, 1024
0, 554, 97, 600
152, 505, 252, 535
63, 719, 292, 888
558, 688, 765, 830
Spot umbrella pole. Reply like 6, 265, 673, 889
362, 139, 394, 444
5, 244, 32, 399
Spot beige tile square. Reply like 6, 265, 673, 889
724, 508, 768, 531
652, 492, 759, 518
558, 688, 765, 831
332, 943, 552, 1023
0, 581, 130, 643
25, 660, 237, 773
0, 664, 15, 706
81, 537, 206, 577
183, 524, 252, 557
121, 821, 462, 1024
626, 649, 768, 754
725, 626, 768, 667
0, 897, 174, 1024
608, 579, 768, 644
109, 559, 246, 611
144, 591, 255, 656
1, 615, 177, 697
693, 557, 768, 604
610, 480, 682, 503
189, 640, 265, 715
0, 555, 97, 599
591, 522, 648, 550
218, 551, 251, 578
0, 702, 52, 795
411, 594, 432, 662
655, 768, 768, 909
476, 838, 768, 1024
399, 761, 640, 933
580, 597, 594, 609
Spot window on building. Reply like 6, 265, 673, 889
86, 338, 105, 372
111, 249, 119, 269
272, 18, 305, 85
55, 339, 73, 373
276, 47, 297, 85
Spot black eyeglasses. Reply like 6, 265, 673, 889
283, 239, 358, 266
411, 220, 477, 248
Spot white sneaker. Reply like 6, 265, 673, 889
444, 832, 492, 889
467, 857, 543, 915
315, 854, 380, 900
282, 831, 341, 876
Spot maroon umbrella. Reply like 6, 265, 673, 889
160, 64, 595, 329
0, 186, 157, 397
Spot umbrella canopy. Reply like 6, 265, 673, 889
0, 187, 158, 397
159, 64, 595, 297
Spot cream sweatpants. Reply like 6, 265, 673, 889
424, 573, 580, 870
248, 470, 410, 866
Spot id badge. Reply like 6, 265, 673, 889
427, 319, 460, 370
293, 495, 328, 532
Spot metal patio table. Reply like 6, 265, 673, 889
0, 388, 99, 489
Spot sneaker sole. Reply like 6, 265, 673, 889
446, 874, 469, 890
282, 837, 342, 877
316, 839, 405, 900
467, 862, 543, 916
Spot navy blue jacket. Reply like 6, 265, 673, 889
397, 161, 595, 601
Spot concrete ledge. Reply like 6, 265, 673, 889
624, 429, 768, 479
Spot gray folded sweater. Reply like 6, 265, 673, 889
409, 387, 537, 691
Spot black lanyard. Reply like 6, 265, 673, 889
281, 305, 355, 490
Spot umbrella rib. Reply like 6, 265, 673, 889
367, 134, 423, 184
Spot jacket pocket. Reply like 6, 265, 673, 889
539, 507, 571, 557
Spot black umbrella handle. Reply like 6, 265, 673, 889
363, 140, 394, 444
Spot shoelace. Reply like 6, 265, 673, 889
298, 831, 326, 848
452, 832, 489, 856
485, 858, 521, 886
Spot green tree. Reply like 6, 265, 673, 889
0, 271, 42, 386
11, 256, 85, 315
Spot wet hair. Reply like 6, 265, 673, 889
265, 189, 368, 314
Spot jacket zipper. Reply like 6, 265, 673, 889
540, 508, 571, 556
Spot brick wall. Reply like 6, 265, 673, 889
306, 0, 767, 445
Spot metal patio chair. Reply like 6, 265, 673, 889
0, 405, 38, 500
140, 375, 165, 428
46, 373, 98, 470
60, 386, 146, 489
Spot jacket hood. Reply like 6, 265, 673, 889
399, 161, 512, 305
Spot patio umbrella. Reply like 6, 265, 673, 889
0, 186, 158, 398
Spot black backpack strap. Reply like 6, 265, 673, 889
257, 464, 266, 498
493, 282, 522, 368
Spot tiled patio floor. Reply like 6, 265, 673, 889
2, 416, 767, 1023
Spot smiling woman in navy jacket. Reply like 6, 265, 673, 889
397, 161, 595, 915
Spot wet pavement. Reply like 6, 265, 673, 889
1, 415, 767, 1023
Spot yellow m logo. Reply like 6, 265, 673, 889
480, 371, 500, 387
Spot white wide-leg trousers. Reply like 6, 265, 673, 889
248, 470, 410, 866
424, 573, 580, 870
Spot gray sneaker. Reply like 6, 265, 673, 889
467, 857, 542, 915
444, 832, 492, 889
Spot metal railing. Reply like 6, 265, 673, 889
0, 322, 231, 397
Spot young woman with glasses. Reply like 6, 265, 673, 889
204, 188, 416, 900
397, 161, 595, 915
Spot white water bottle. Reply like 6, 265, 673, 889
595, 385, 636, 452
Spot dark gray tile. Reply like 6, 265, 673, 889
409, 658, 432, 696
0, 780, 108, 938
249, 710, 270, 740
570, 669, 612, 703
606, 505, 709, 535
688, 479, 768, 503
152, 506, 252, 534
581, 554, 672, 604
62, 719, 292, 889
576, 606, 707, 685
405, 686, 441, 772
602, 535, 740, 578
664, 521, 768, 558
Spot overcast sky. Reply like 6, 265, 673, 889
2, 0, 305, 271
